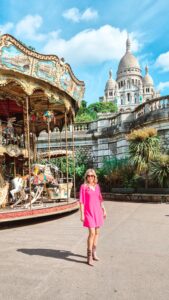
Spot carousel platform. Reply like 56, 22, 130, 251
0, 198, 79, 224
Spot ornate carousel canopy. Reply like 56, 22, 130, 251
0, 34, 85, 134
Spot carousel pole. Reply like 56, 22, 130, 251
14, 157, 16, 177
37, 135, 39, 163
60, 130, 63, 177
26, 96, 32, 209
33, 133, 36, 163
64, 112, 69, 202
71, 119, 76, 200
48, 120, 51, 161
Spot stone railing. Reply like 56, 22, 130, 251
39, 95, 169, 142
134, 95, 169, 119
74, 122, 90, 131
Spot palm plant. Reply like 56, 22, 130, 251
149, 155, 169, 187
126, 127, 160, 188
97, 157, 130, 189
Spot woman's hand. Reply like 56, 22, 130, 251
80, 214, 84, 222
79, 203, 84, 222
102, 207, 107, 219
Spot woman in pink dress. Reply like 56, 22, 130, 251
79, 169, 107, 266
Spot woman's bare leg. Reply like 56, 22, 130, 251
93, 227, 100, 247
93, 227, 100, 261
87, 228, 95, 250
87, 228, 95, 266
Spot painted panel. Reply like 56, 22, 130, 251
34, 60, 57, 83
0, 45, 30, 73
0, 36, 85, 102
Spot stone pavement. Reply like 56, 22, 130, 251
1, 201, 169, 300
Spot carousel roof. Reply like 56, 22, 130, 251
38, 149, 73, 159
0, 34, 85, 132
0, 144, 30, 157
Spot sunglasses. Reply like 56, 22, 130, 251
87, 174, 94, 177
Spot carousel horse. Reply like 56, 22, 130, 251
11, 175, 29, 208
24, 172, 47, 208
10, 175, 23, 201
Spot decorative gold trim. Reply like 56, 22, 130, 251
0, 34, 85, 86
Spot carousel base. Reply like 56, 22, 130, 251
0, 198, 79, 224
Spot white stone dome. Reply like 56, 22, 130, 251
143, 65, 154, 86
117, 52, 140, 73
105, 69, 117, 90
117, 37, 141, 78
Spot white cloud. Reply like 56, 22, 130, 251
81, 8, 98, 21
43, 25, 139, 65
63, 7, 98, 22
0, 15, 140, 68
0, 22, 14, 34
15, 15, 46, 41
157, 81, 169, 91
156, 51, 169, 72
62, 8, 80, 23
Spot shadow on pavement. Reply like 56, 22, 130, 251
17, 248, 87, 264
0, 210, 78, 230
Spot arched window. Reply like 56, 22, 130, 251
127, 93, 130, 103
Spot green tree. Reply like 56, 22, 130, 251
75, 101, 117, 122
88, 102, 117, 114
126, 127, 160, 188
149, 154, 169, 187
43, 148, 94, 189
96, 157, 134, 190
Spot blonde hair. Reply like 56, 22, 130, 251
84, 169, 98, 185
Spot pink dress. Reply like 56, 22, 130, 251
79, 184, 104, 228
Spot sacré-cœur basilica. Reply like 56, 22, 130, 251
38, 37, 169, 167
100, 36, 160, 111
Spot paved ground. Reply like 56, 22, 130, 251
1, 201, 169, 300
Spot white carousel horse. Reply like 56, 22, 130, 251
10, 176, 23, 201
0, 182, 9, 208
10, 176, 29, 208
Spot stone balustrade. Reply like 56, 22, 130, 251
134, 96, 169, 119
37, 95, 169, 166
74, 123, 90, 131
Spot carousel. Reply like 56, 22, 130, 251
0, 33, 84, 216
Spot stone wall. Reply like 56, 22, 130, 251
37, 95, 169, 167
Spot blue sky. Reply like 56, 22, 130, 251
0, 0, 169, 103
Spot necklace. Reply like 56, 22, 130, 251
88, 184, 96, 191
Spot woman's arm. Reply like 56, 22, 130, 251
98, 185, 107, 218
80, 203, 84, 222
79, 184, 85, 222
101, 201, 107, 218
